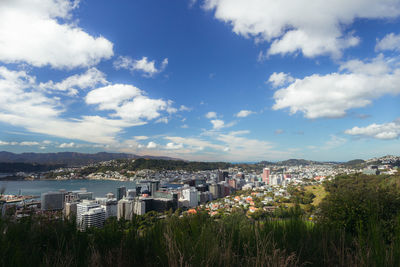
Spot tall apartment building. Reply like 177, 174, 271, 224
76, 201, 101, 229
80, 207, 106, 230
182, 187, 198, 207
262, 168, 270, 185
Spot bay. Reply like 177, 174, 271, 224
0, 180, 137, 198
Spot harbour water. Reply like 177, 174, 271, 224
0, 180, 138, 198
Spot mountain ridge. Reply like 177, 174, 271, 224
0, 151, 181, 166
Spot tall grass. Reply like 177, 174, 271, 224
1, 211, 400, 266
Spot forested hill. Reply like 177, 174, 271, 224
0, 162, 64, 173
0, 151, 180, 166
259, 159, 322, 166
79, 158, 233, 173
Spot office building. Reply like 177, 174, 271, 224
64, 202, 78, 219
182, 187, 198, 207
41, 191, 65, 211
196, 184, 208, 192
127, 189, 137, 198
0, 200, 6, 217
209, 183, 221, 200
66, 189, 93, 201
117, 186, 126, 200
152, 198, 175, 213
64, 192, 79, 203
218, 171, 229, 182
117, 197, 134, 220
228, 179, 237, 189
106, 192, 115, 199
199, 191, 212, 204
133, 199, 146, 215
76, 191, 93, 200
221, 182, 231, 197
95, 197, 118, 218
150, 181, 160, 196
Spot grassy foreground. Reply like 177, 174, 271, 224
0, 212, 399, 266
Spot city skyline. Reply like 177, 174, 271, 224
0, 0, 400, 162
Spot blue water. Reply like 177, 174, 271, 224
0, 180, 137, 197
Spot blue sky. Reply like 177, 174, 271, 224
0, 0, 399, 162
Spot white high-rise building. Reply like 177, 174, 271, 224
76, 200, 101, 229
95, 197, 117, 218
117, 197, 134, 220
133, 199, 146, 215
81, 207, 106, 230
182, 187, 198, 208
101, 203, 117, 218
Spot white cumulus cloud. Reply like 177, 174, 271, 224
235, 110, 255, 118
345, 119, 400, 140
205, 111, 217, 119
165, 136, 224, 151
134, 136, 149, 141
273, 55, 400, 119
179, 105, 192, 111
0, 66, 173, 144
0, 0, 113, 69
165, 142, 184, 150
59, 142, 76, 148
86, 84, 142, 110
376, 33, 400, 52
203, 0, 400, 58
147, 141, 158, 149
211, 119, 225, 130
86, 84, 175, 124
0, 141, 39, 146
19, 141, 40, 146
39, 68, 108, 96
268, 72, 294, 87
114, 56, 168, 77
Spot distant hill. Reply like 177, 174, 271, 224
0, 151, 180, 167
258, 161, 275, 165
257, 159, 322, 166
0, 162, 63, 173
342, 159, 365, 167
276, 159, 319, 166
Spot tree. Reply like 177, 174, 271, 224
318, 174, 400, 238
301, 191, 315, 204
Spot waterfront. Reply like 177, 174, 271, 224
0, 180, 138, 197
